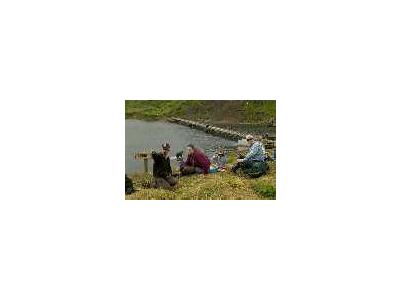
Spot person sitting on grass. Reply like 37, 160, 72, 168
212, 148, 227, 171
180, 144, 211, 176
125, 174, 136, 194
151, 143, 178, 189
231, 135, 268, 177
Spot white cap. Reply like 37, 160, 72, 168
246, 134, 254, 140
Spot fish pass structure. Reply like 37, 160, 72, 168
167, 117, 275, 148
168, 117, 246, 140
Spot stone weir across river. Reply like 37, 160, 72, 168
167, 117, 275, 149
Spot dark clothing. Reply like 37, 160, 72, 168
183, 150, 211, 174
180, 166, 204, 176
232, 160, 269, 178
231, 160, 253, 173
151, 175, 178, 189
125, 174, 135, 194
151, 151, 178, 189
151, 151, 172, 178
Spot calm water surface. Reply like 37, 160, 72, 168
126, 120, 238, 174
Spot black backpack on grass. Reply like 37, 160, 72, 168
125, 174, 135, 194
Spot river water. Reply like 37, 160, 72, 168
125, 119, 238, 174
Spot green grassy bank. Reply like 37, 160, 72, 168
125, 100, 276, 123
126, 161, 276, 200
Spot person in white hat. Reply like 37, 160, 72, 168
232, 134, 266, 174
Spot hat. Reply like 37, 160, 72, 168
162, 143, 170, 150
246, 134, 254, 140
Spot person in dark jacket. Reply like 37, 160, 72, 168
151, 143, 178, 189
125, 174, 135, 194
180, 144, 211, 175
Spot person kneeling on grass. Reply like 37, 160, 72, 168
231, 135, 268, 178
151, 143, 178, 189
211, 148, 227, 171
180, 144, 211, 176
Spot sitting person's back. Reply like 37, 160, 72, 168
151, 143, 178, 189
152, 150, 172, 178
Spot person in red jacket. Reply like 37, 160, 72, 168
180, 144, 211, 176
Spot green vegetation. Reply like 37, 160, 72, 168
125, 100, 200, 120
252, 181, 276, 199
226, 151, 237, 164
126, 162, 276, 200
125, 100, 276, 123
125, 100, 277, 200
243, 101, 276, 123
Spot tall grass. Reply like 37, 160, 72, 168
126, 162, 276, 200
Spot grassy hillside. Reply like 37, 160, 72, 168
126, 161, 276, 200
125, 100, 276, 123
